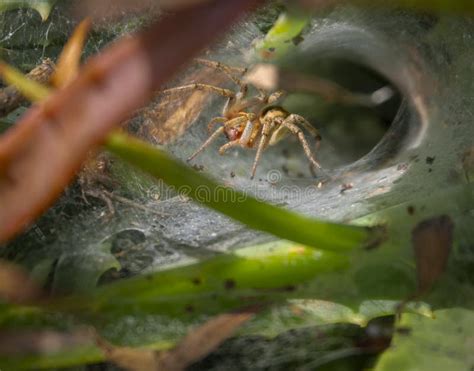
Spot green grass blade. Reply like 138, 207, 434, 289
105, 132, 383, 253
51, 241, 350, 316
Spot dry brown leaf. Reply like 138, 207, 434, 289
142, 67, 228, 144
0, 329, 93, 356
97, 309, 256, 371
96, 336, 159, 371
0, 0, 262, 244
412, 215, 454, 294
75, 0, 216, 22
0, 260, 42, 304
157, 310, 256, 370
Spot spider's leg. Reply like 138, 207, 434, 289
289, 114, 322, 151
195, 58, 247, 88
267, 90, 286, 105
268, 124, 290, 146
160, 83, 235, 99
207, 117, 227, 133
282, 117, 321, 170
250, 121, 276, 180
219, 140, 241, 155
239, 120, 255, 147
195, 58, 250, 104
187, 127, 225, 162
223, 115, 251, 129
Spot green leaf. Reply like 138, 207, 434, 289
375, 308, 474, 371
254, 9, 310, 60
0, 0, 58, 21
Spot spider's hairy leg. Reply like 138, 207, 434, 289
195, 58, 247, 86
222, 114, 253, 130
207, 117, 227, 132
292, 114, 322, 151
267, 90, 286, 105
195, 58, 249, 99
187, 127, 225, 162
250, 121, 276, 180
239, 120, 255, 146
268, 124, 290, 146
219, 140, 241, 155
160, 83, 235, 99
282, 116, 321, 170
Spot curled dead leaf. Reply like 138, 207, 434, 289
97, 309, 257, 371
0, 260, 42, 304
0, 329, 93, 356
412, 215, 454, 295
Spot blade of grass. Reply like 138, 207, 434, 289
51, 241, 350, 316
105, 132, 384, 252
0, 63, 51, 102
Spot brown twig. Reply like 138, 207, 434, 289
0, 0, 263, 244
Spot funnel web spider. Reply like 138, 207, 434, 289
160, 59, 321, 179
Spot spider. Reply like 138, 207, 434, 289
160, 59, 322, 179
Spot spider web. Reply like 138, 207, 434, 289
2, 2, 474, 370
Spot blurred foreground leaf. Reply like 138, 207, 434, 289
375, 308, 474, 371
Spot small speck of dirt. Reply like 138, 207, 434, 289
191, 277, 202, 286
224, 279, 236, 290
428, 168, 433, 173
407, 205, 416, 215
426, 156, 436, 165
230, 171, 235, 178
397, 163, 409, 171
396, 327, 412, 335
340, 183, 354, 194
292, 34, 304, 45
192, 164, 204, 172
